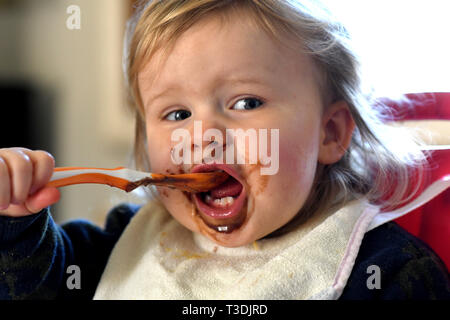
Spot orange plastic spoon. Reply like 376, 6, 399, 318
46, 167, 229, 193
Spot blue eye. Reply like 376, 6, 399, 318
232, 98, 263, 111
165, 109, 191, 121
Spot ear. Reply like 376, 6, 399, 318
318, 100, 355, 165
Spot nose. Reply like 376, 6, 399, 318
172, 105, 229, 168
191, 119, 225, 148
187, 101, 227, 146
190, 117, 229, 164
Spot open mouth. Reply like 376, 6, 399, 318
191, 164, 247, 232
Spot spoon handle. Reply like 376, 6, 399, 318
47, 167, 150, 191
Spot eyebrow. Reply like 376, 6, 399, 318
144, 85, 182, 110
221, 77, 267, 85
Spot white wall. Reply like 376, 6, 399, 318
1, 0, 145, 224
322, 0, 450, 96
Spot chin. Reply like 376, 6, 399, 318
194, 213, 257, 248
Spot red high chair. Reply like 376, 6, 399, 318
378, 92, 450, 271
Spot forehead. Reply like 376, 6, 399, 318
137, 11, 319, 100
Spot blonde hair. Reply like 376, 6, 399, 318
123, 0, 427, 229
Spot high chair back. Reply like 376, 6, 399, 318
378, 92, 450, 271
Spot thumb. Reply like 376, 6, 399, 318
25, 187, 61, 213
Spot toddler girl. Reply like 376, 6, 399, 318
0, 0, 449, 300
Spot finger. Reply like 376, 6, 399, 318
0, 156, 11, 210
22, 150, 55, 195
1, 149, 33, 205
25, 187, 61, 214
4, 147, 32, 154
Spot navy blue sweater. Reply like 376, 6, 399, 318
0, 204, 449, 300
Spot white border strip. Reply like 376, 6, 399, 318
368, 175, 450, 231
330, 205, 380, 298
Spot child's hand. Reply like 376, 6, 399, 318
0, 148, 60, 217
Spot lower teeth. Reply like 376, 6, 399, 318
205, 194, 235, 207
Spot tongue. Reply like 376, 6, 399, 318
209, 178, 243, 198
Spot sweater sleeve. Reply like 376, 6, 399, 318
0, 204, 140, 300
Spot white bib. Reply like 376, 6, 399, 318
93, 198, 378, 299
93, 177, 450, 299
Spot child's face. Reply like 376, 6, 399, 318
138, 13, 331, 247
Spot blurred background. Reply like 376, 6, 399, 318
0, 0, 145, 225
0, 0, 449, 225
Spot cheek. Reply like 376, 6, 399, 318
146, 128, 178, 172
262, 141, 318, 207
255, 122, 320, 215
278, 121, 320, 178
145, 128, 199, 230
